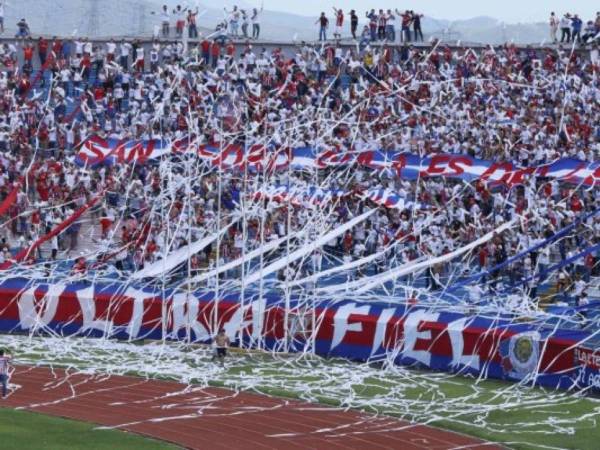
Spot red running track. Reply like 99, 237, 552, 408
2, 366, 503, 450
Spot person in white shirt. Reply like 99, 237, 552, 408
119, 40, 132, 70
83, 39, 92, 56
150, 44, 160, 72
0, 348, 11, 398
106, 39, 116, 62
134, 44, 145, 72
160, 4, 170, 37
0, 1, 5, 34
549, 12, 558, 43
74, 39, 84, 56
343, 252, 355, 281
240, 10, 249, 39
591, 44, 599, 66
251, 6, 263, 40
560, 14, 571, 43
311, 249, 323, 274
173, 5, 187, 38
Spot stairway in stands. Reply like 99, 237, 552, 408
36, 210, 102, 261
28, 66, 100, 122
71, 210, 103, 259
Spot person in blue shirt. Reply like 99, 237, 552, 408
570, 14, 583, 43
366, 9, 377, 41
15, 18, 30, 38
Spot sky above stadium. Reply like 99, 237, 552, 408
259, 0, 598, 24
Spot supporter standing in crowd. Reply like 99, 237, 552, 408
412, 12, 424, 42
591, 42, 599, 62
385, 9, 396, 42
316, 12, 328, 42
187, 8, 199, 39
332, 7, 344, 41
37, 36, 49, 67
240, 10, 249, 39
160, 4, 170, 37
174, 5, 187, 38
582, 20, 597, 43
376, 9, 386, 41
570, 14, 583, 43
251, 6, 263, 40
398, 9, 412, 42
559, 14, 571, 42
0, 349, 11, 398
225, 6, 241, 38
349, 10, 358, 40
0, 1, 5, 34
366, 9, 377, 41
549, 12, 559, 43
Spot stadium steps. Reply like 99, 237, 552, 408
64, 69, 99, 120
538, 284, 560, 309
587, 277, 600, 299
538, 277, 600, 306
69, 209, 102, 259
38, 239, 54, 260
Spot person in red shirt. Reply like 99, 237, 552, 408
51, 37, 62, 57
570, 193, 583, 212
38, 37, 49, 66
200, 39, 210, 65
145, 239, 157, 260
23, 43, 34, 64
93, 86, 105, 102
211, 41, 220, 68
399, 10, 412, 42
226, 42, 235, 61
584, 253, 594, 282
332, 7, 344, 40
81, 53, 91, 81
343, 230, 353, 253
72, 256, 87, 275
99, 211, 113, 238
478, 245, 488, 270
18, 75, 31, 97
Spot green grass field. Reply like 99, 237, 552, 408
1, 334, 600, 450
0, 408, 178, 450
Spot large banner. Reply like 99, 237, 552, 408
0, 277, 598, 391
76, 136, 600, 186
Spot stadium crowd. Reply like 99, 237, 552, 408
0, 28, 598, 303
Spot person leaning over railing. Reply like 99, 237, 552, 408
15, 18, 30, 39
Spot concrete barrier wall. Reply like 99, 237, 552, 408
1, 36, 592, 70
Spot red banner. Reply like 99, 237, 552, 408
0, 177, 24, 217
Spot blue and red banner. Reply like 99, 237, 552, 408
0, 277, 598, 392
76, 136, 600, 187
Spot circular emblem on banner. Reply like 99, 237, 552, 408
508, 332, 540, 377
